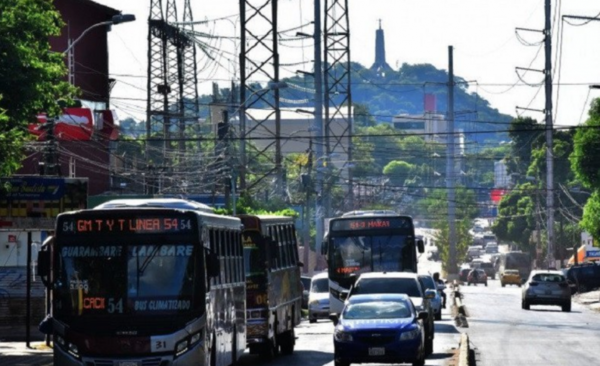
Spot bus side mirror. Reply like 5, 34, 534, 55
206, 251, 220, 278
417, 239, 424, 253
38, 249, 51, 288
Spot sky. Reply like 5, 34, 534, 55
95, 0, 600, 127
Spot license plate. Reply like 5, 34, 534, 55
368, 347, 385, 356
118, 362, 140, 366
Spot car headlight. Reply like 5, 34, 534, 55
399, 327, 420, 341
334, 329, 353, 342
309, 299, 320, 307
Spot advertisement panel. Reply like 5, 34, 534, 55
29, 108, 95, 141
0, 176, 88, 230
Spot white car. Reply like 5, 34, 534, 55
308, 272, 330, 323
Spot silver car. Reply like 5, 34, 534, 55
522, 270, 572, 312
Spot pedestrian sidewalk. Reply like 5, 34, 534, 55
573, 289, 600, 312
0, 342, 53, 366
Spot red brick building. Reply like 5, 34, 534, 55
18, 0, 121, 195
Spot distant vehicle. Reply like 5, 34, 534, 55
467, 245, 483, 259
484, 244, 499, 254
500, 269, 522, 287
477, 261, 496, 279
418, 274, 443, 320
522, 271, 571, 312
347, 272, 436, 356
239, 214, 302, 359
565, 263, 600, 293
497, 251, 532, 281
309, 272, 330, 323
322, 211, 424, 316
332, 294, 427, 366
467, 269, 488, 286
459, 268, 471, 282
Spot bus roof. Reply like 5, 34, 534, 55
94, 198, 214, 213
341, 210, 398, 217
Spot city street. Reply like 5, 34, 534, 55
462, 278, 600, 366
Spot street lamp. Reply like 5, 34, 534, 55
63, 14, 136, 84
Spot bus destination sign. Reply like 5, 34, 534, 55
58, 215, 194, 235
331, 217, 412, 231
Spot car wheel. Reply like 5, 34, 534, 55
309, 318, 316, 324
435, 311, 442, 321
562, 303, 571, 312
501, 282, 505, 287
412, 345, 425, 366
522, 299, 530, 310
280, 328, 295, 355
334, 353, 350, 366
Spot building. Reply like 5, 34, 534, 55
392, 113, 447, 143
17, 0, 122, 195
494, 160, 510, 188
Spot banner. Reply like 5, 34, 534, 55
29, 108, 95, 141
490, 189, 507, 204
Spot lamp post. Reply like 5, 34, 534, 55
63, 14, 136, 84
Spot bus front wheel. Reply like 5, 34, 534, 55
280, 328, 295, 355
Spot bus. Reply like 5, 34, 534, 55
322, 210, 424, 315
239, 215, 302, 360
497, 251, 532, 282
38, 199, 246, 366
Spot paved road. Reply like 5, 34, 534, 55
462, 278, 600, 366
239, 309, 460, 366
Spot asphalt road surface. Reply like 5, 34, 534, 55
462, 278, 600, 366
238, 311, 460, 366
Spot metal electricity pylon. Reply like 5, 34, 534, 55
239, 0, 284, 198
324, 0, 353, 214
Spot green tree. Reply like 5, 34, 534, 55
0, 0, 76, 176
383, 160, 415, 186
505, 117, 544, 179
571, 98, 600, 240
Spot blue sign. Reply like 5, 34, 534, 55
586, 250, 600, 258
0, 177, 66, 200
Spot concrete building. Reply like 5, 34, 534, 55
494, 160, 510, 188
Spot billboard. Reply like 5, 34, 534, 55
0, 176, 88, 230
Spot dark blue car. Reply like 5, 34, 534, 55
332, 294, 427, 366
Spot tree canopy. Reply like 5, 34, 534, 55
0, 0, 75, 176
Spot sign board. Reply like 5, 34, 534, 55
330, 217, 413, 232
0, 177, 88, 230
586, 250, 600, 258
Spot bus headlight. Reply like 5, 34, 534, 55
190, 331, 202, 346
67, 342, 79, 357
175, 339, 189, 356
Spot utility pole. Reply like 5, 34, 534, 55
446, 45, 457, 275
544, 0, 555, 269
314, 0, 325, 255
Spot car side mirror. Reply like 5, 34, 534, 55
424, 289, 436, 300
417, 239, 425, 253
417, 311, 428, 321
37, 248, 51, 288
329, 314, 339, 326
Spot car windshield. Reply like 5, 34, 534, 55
352, 278, 422, 297
331, 234, 414, 278
343, 301, 412, 320
311, 278, 329, 293
505, 270, 519, 275
532, 274, 565, 282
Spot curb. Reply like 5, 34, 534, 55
458, 333, 470, 366
450, 281, 469, 328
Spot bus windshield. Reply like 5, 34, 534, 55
55, 243, 203, 318
330, 234, 414, 278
